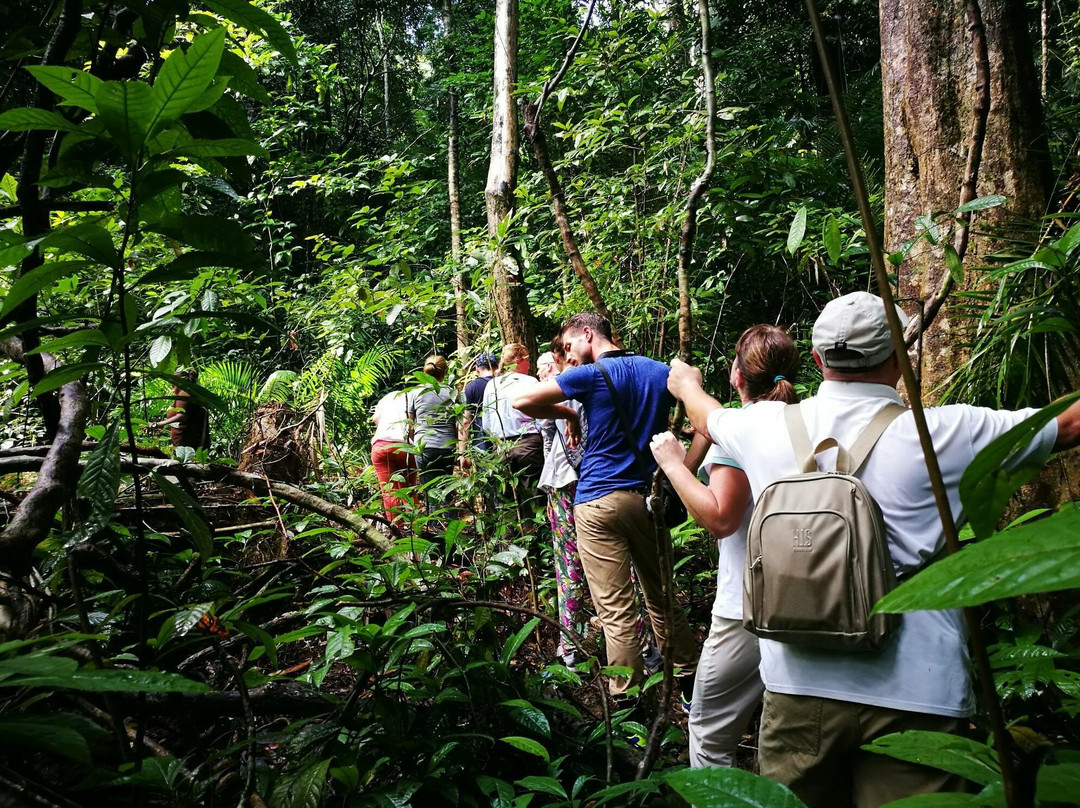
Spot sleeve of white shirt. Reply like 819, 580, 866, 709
706, 407, 742, 463
961, 405, 1058, 470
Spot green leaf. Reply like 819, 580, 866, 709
145, 214, 254, 256
150, 29, 226, 131
787, 206, 807, 255
140, 370, 228, 411
955, 195, 1007, 215
25, 66, 103, 113
0, 667, 210, 693
1036, 762, 1080, 803
0, 261, 91, 319
959, 394, 1079, 539
499, 736, 549, 762
500, 617, 540, 665
823, 216, 841, 264
75, 421, 121, 538
173, 602, 213, 636
587, 779, 662, 807
862, 731, 1000, 786
40, 223, 117, 267
95, 81, 155, 162
201, 0, 297, 65
31, 362, 104, 397
166, 138, 268, 158
514, 776, 566, 798
0, 714, 93, 764
501, 700, 551, 738
666, 766, 807, 808
26, 329, 111, 355
874, 506, 1080, 613
233, 620, 278, 668
876, 793, 1002, 808
944, 243, 963, 285
219, 49, 271, 104
149, 335, 173, 367
0, 108, 79, 132
152, 472, 214, 561
136, 251, 249, 285
269, 758, 331, 808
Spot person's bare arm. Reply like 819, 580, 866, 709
667, 358, 724, 437
1055, 397, 1080, 451
512, 380, 578, 423
650, 431, 750, 537
683, 429, 711, 472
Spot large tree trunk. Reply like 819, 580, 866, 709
485, 0, 536, 355
443, 0, 469, 355
882, 0, 1050, 398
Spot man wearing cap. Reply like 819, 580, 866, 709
667, 292, 1080, 807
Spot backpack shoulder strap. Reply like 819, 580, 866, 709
595, 360, 650, 484
784, 403, 817, 473
847, 403, 906, 473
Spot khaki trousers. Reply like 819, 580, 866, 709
574, 490, 698, 695
759, 690, 967, 808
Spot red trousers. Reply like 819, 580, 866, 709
371, 440, 415, 527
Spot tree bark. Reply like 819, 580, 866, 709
443, 0, 469, 355
881, 0, 1050, 398
485, 0, 536, 355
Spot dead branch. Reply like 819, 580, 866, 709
0, 341, 88, 573
904, 0, 990, 345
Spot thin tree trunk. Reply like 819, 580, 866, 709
485, 0, 535, 354
443, 0, 468, 355
519, 0, 620, 346
1041, 0, 1049, 99
378, 12, 390, 141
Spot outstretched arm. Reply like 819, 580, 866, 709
512, 380, 578, 423
667, 358, 724, 438
650, 431, 750, 537
1055, 397, 1080, 452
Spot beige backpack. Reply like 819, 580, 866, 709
743, 402, 905, 651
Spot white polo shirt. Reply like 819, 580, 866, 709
700, 444, 753, 621
706, 381, 1057, 717
482, 372, 540, 438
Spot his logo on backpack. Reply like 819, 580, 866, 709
792, 527, 813, 551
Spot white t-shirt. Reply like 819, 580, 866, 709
539, 399, 583, 493
700, 445, 753, 622
371, 391, 410, 443
706, 380, 1057, 717
482, 373, 540, 438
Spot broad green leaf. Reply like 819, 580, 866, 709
959, 394, 1079, 539
140, 370, 228, 411
202, 0, 297, 65
95, 81, 155, 162
944, 243, 963, 285
40, 223, 117, 267
150, 29, 226, 131
233, 620, 278, 668
0, 243, 33, 268
25, 66, 102, 113
823, 216, 841, 264
219, 49, 271, 104
0, 261, 91, 319
173, 602, 214, 636
955, 195, 1007, 215
1036, 762, 1080, 803
862, 731, 1000, 786
31, 362, 104, 397
75, 421, 121, 538
145, 214, 254, 256
152, 472, 214, 560
874, 506, 1080, 613
514, 776, 566, 798
149, 335, 173, 366
0, 667, 210, 693
109, 756, 184, 790
499, 735, 549, 762
876, 793, 1003, 808
0, 108, 78, 132
26, 329, 111, 354
587, 779, 662, 807
136, 251, 248, 285
786, 207, 807, 255
500, 617, 540, 665
0, 715, 92, 764
166, 138, 268, 158
500, 700, 551, 738
269, 758, 331, 808
666, 766, 807, 808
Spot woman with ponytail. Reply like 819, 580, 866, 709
650, 324, 799, 768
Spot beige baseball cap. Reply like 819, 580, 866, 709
812, 292, 909, 369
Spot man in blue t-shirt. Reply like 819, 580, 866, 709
513, 313, 698, 698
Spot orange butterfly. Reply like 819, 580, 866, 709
195, 613, 229, 638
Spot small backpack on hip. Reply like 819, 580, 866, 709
743, 402, 905, 652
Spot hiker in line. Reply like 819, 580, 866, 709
149, 368, 210, 451
482, 343, 545, 495
667, 291, 1080, 807
650, 325, 800, 768
370, 386, 415, 528
513, 313, 698, 702
461, 352, 497, 459
407, 355, 460, 513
